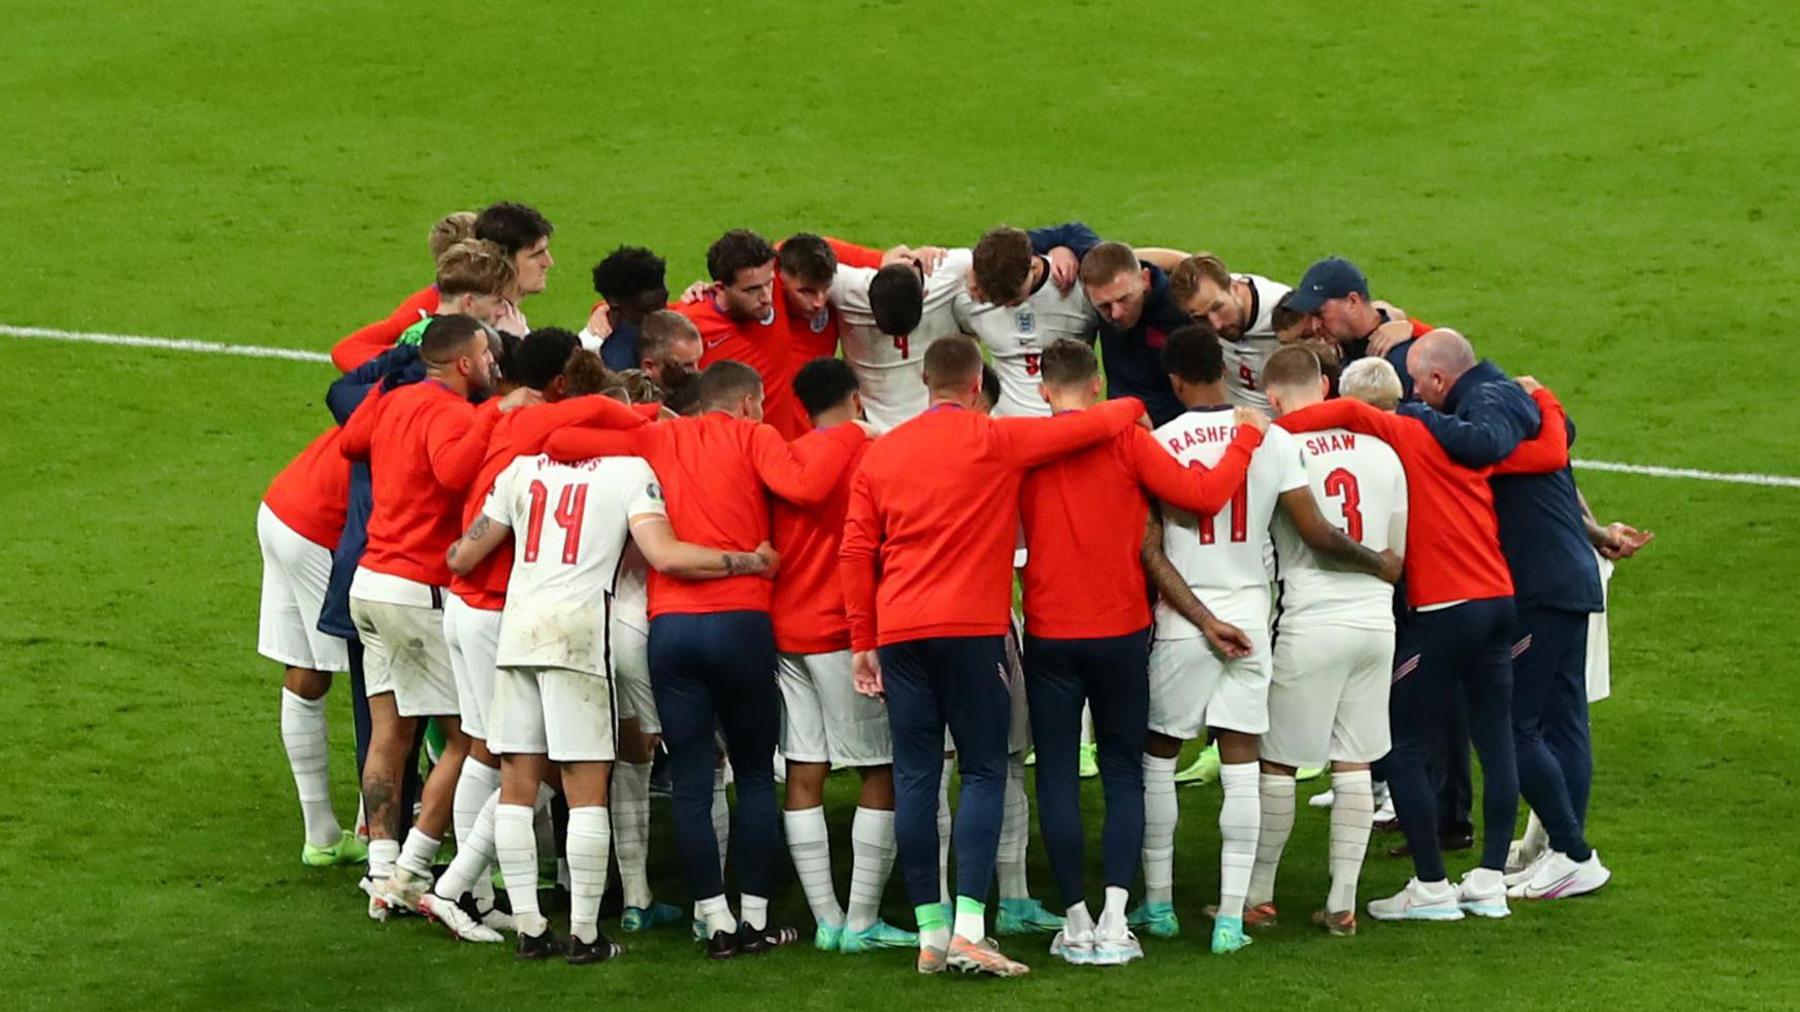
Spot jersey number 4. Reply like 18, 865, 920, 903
1191, 464, 1249, 544
524, 480, 588, 565
1322, 467, 1364, 541
892, 333, 910, 359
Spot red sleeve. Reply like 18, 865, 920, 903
428, 400, 501, 490
838, 465, 882, 652
338, 386, 383, 461
331, 286, 438, 372
1276, 398, 1412, 445
1127, 423, 1261, 515
749, 423, 868, 506
1409, 318, 1433, 338
1492, 388, 1570, 476
993, 397, 1144, 470
545, 426, 645, 463
825, 238, 886, 270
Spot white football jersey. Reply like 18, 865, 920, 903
834, 248, 972, 431
1272, 427, 1408, 630
1152, 407, 1308, 636
1221, 273, 1291, 413
485, 454, 665, 676
953, 258, 1100, 418
611, 540, 650, 635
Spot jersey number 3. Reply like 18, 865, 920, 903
1322, 467, 1364, 541
524, 480, 588, 565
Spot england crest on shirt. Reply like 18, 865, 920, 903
1015, 306, 1036, 335
810, 307, 830, 333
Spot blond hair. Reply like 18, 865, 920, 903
428, 211, 478, 262
435, 238, 516, 299
1340, 357, 1404, 411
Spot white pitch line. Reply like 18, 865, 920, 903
6, 321, 1797, 488
3, 323, 331, 364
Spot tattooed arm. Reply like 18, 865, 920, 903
446, 513, 512, 576
629, 516, 780, 580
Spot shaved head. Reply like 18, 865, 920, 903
1406, 327, 1478, 409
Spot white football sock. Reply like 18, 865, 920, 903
1100, 885, 1129, 928
567, 806, 611, 945
453, 760, 499, 904
494, 803, 545, 936
1141, 754, 1178, 904
612, 760, 654, 910
847, 806, 897, 932
396, 828, 440, 879
937, 763, 953, 904
697, 894, 737, 936
1064, 900, 1094, 936
366, 838, 399, 881
953, 900, 986, 943
1524, 807, 1550, 853
433, 789, 498, 900
1248, 772, 1296, 907
741, 894, 769, 931
1217, 762, 1260, 920
996, 754, 1030, 900
280, 689, 341, 848
784, 806, 842, 928
712, 765, 730, 876
1328, 770, 1375, 914
532, 782, 556, 883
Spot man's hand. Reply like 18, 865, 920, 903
1367, 319, 1415, 358
585, 303, 614, 341
1516, 375, 1544, 395
1233, 406, 1271, 433
852, 650, 884, 698
907, 246, 947, 274
1201, 616, 1254, 659
1599, 522, 1655, 560
497, 387, 544, 413
1047, 246, 1080, 293
678, 279, 714, 305
753, 540, 781, 579
1376, 548, 1404, 585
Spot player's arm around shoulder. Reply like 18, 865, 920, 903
1492, 382, 1571, 476
750, 419, 869, 506
446, 464, 518, 575
1128, 408, 1265, 515
994, 395, 1146, 470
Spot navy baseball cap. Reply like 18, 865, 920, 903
1288, 257, 1369, 314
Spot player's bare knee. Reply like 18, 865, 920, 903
1145, 732, 1183, 759
283, 667, 330, 699
1261, 759, 1297, 776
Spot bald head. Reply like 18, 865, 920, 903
1406, 327, 1477, 409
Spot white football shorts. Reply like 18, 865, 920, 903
489, 665, 618, 763
350, 596, 456, 718
1262, 623, 1393, 767
777, 650, 892, 766
443, 595, 502, 740
255, 504, 348, 672
1147, 628, 1272, 740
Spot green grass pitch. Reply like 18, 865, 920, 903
3, 1, 1797, 1008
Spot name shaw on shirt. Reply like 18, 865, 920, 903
1302, 432, 1357, 456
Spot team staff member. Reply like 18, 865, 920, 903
545, 361, 870, 960
1018, 338, 1265, 966
1285, 257, 1430, 395
1396, 332, 1612, 900
841, 335, 1148, 978
1076, 242, 1193, 426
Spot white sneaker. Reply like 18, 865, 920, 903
1458, 868, 1511, 918
1503, 848, 1551, 890
1366, 878, 1463, 921
379, 867, 429, 914
419, 892, 504, 942
1372, 796, 1397, 824
1089, 926, 1144, 966
1506, 835, 1548, 875
1509, 850, 1611, 900
1049, 927, 1094, 965
1308, 789, 1336, 809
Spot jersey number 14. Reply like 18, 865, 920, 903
523, 480, 588, 565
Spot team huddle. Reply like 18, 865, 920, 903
257, 203, 1654, 975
